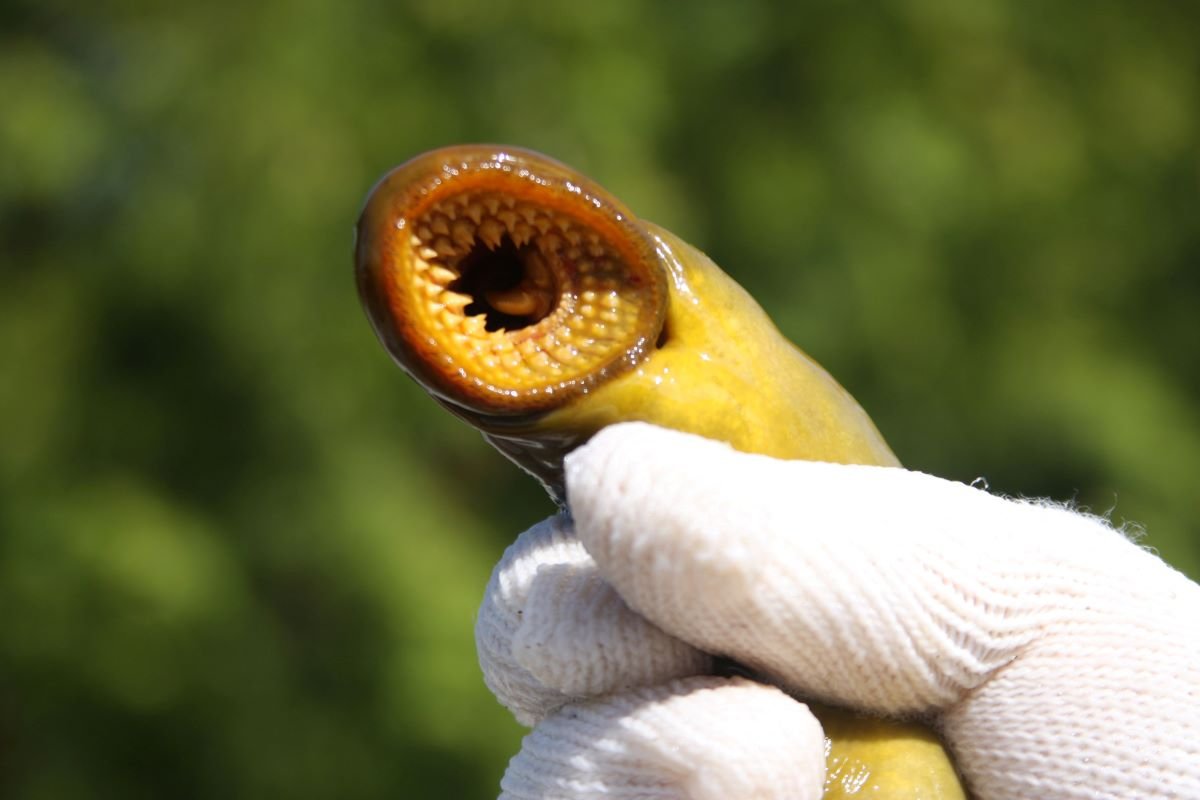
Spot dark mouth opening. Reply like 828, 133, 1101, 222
451, 235, 555, 332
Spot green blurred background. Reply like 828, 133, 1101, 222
2, 1, 1198, 797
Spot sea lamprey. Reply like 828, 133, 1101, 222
355, 144, 966, 798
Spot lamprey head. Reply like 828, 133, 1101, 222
356, 145, 668, 422
358, 145, 899, 497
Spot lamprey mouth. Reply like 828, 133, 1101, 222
356, 146, 668, 418
358, 145, 901, 496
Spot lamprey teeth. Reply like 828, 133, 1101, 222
511, 221, 533, 248
537, 232, 563, 255
357, 147, 667, 414
451, 220, 475, 249
496, 209, 519, 230
478, 219, 504, 250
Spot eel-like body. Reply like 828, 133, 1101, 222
356, 145, 965, 798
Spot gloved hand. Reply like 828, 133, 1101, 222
476, 423, 1200, 799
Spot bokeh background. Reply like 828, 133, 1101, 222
3, 1, 1198, 796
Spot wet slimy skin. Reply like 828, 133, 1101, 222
356, 145, 965, 798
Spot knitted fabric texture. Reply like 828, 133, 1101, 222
559, 423, 1200, 800
476, 513, 711, 727
499, 676, 825, 800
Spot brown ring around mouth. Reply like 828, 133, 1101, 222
356, 146, 668, 417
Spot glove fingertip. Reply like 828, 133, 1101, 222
499, 677, 825, 800
478, 511, 713, 728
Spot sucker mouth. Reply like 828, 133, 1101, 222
407, 190, 628, 342
405, 190, 645, 384
356, 148, 668, 417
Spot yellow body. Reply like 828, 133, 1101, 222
485, 225, 900, 496
818, 705, 964, 798
357, 145, 966, 798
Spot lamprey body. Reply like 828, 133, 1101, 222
356, 145, 965, 798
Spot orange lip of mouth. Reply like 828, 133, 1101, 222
355, 145, 669, 422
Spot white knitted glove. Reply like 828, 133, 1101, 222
477, 423, 1200, 800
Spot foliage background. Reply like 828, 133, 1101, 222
2, 1, 1197, 797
